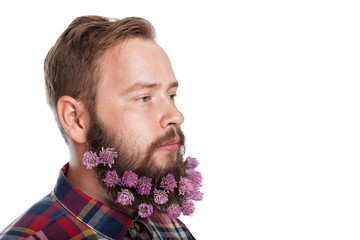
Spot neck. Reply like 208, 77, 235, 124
66, 140, 137, 217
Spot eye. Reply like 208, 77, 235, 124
137, 96, 151, 103
169, 94, 177, 101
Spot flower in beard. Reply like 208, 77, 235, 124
99, 147, 118, 168
188, 190, 204, 201
160, 174, 177, 192
185, 157, 199, 169
178, 177, 194, 196
167, 204, 181, 219
187, 169, 202, 189
153, 189, 168, 205
136, 176, 152, 195
116, 189, 135, 206
103, 170, 120, 187
138, 203, 153, 218
82, 151, 99, 169
122, 171, 138, 188
181, 200, 195, 216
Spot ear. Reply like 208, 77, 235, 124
57, 96, 90, 143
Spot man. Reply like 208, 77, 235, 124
0, 15, 201, 239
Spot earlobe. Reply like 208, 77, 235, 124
57, 96, 90, 143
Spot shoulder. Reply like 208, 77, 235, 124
0, 193, 68, 239
0, 193, 104, 240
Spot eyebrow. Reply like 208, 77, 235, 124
123, 81, 178, 94
168, 81, 179, 90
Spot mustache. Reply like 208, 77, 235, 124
145, 127, 185, 157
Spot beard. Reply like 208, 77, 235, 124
86, 113, 187, 213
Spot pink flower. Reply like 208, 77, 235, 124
99, 147, 118, 168
178, 177, 194, 196
167, 204, 181, 219
187, 170, 202, 189
82, 151, 99, 169
185, 157, 199, 169
160, 174, 177, 192
188, 190, 204, 201
116, 189, 135, 206
136, 176, 152, 195
153, 189, 168, 205
181, 200, 195, 216
102, 170, 120, 187
138, 203, 153, 218
122, 171, 138, 188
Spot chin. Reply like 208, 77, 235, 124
154, 152, 177, 168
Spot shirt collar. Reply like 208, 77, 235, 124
53, 163, 133, 239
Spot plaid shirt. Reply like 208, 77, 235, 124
0, 164, 195, 239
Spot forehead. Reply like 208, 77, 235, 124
97, 38, 176, 91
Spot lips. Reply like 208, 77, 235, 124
157, 138, 180, 152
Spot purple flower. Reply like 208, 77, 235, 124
116, 189, 135, 206
138, 203, 153, 218
153, 189, 168, 205
82, 151, 99, 169
103, 170, 120, 187
187, 170, 202, 189
167, 204, 181, 219
185, 157, 199, 169
181, 200, 195, 216
136, 176, 152, 195
188, 190, 204, 201
160, 174, 177, 192
122, 171, 138, 188
99, 147, 118, 168
178, 177, 195, 196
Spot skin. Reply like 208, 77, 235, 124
57, 38, 184, 216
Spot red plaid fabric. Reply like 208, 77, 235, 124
1, 163, 195, 239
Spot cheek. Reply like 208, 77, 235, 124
116, 111, 158, 149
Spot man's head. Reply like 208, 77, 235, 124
44, 16, 187, 211
45, 15, 184, 165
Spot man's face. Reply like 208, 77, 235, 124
94, 38, 185, 170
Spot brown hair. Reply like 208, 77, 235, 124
44, 15, 155, 142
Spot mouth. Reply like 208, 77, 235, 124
157, 138, 180, 152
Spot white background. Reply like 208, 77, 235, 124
0, 1, 359, 239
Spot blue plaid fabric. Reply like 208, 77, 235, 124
1, 163, 195, 239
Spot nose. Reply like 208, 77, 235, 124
159, 99, 184, 129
